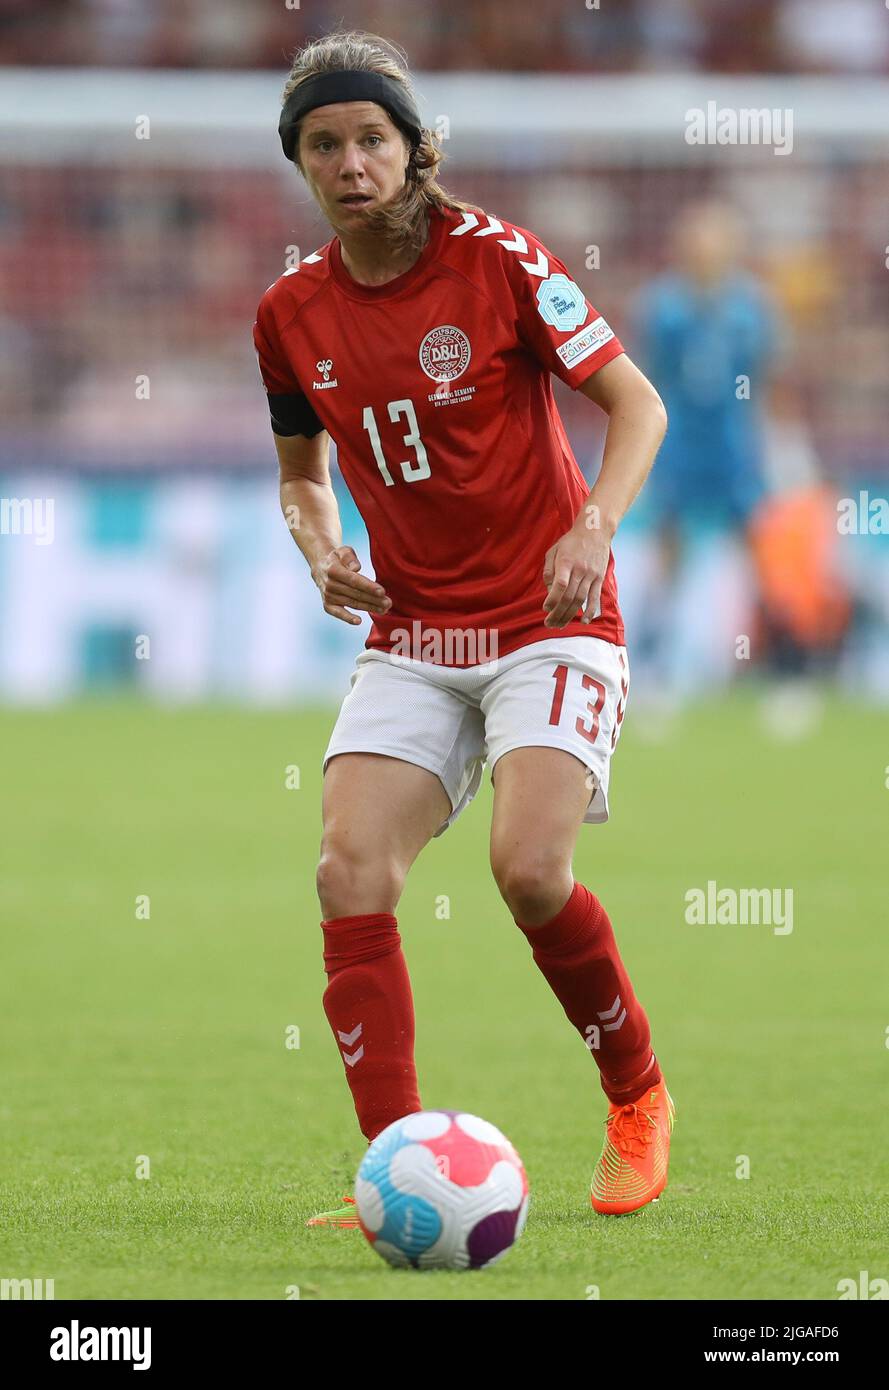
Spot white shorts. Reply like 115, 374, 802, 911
322, 636, 629, 837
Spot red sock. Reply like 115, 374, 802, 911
321, 913, 422, 1142
515, 882, 662, 1105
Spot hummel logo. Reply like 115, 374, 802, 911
598, 994, 627, 1032
312, 358, 338, 391
582, 1002, 626, 1050
337, 1023, 364, 1067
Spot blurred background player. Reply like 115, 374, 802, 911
622, 196, 856, 730
618, 199, 779, 716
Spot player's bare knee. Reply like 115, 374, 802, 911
490, 850, 572, 923
316, 840, 404, 918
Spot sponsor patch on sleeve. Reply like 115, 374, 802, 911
535, 273, 589, 332
556, 316, 615, 369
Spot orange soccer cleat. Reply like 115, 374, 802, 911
305, 1194, 360, 1229
590, 1081, 676, 1215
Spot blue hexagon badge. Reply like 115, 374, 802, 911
535, 273, 588, 332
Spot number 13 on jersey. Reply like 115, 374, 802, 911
363, 400, 431, 485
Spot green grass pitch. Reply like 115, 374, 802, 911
1, 694, 886, 1301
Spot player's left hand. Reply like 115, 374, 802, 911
542, 525, 611, 627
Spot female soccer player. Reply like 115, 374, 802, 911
253, 31, 672, 1224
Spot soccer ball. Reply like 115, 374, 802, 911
355, 1109, 530, 1270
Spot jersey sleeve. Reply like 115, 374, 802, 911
500, 224, 625, 388
253, 294, 325, 438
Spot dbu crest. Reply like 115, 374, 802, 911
536, 273, 588, 332
419, 325, 472, 382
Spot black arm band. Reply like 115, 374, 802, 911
267, 393, 325, 439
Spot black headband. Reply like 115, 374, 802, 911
278, 70, 423, 163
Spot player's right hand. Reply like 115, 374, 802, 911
313, 546, 392, 626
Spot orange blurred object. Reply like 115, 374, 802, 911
748, 485, 852, 648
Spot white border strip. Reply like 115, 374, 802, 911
0, 70, 887, 166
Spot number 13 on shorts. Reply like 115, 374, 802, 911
549, 663, 606, 744
547, 650, 629, 753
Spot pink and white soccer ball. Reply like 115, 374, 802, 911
355, 1110, 530, 1270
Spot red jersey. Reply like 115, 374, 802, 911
253, 203, 626, 666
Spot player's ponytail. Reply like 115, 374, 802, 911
281, 27, 479, 256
